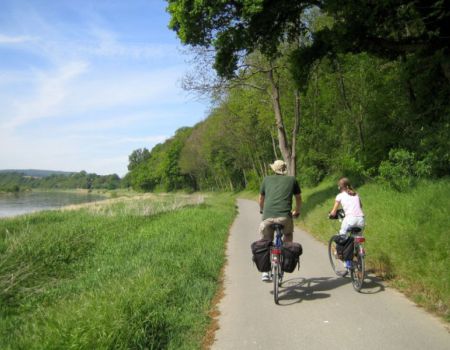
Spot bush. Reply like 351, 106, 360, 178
298, 166, 325, 187
378, 148, 431, 191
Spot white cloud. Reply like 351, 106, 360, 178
0, 2, 206, 176
63, 66, 184, 115
0, 34, 33, 44
88, 28, 178, 60
1, 61, 89, 130
110, 135, 168, 145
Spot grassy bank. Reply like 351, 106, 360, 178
298, 178, 450, 321
0, 193, 236, 349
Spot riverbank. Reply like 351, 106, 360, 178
0, 190, 109, 219
0, 193, 236, 349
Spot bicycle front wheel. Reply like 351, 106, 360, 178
351, 253, 365, 292
328, 235, 348, 277
273, 264, 280, 304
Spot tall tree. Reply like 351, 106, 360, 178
167, 0, 305, 174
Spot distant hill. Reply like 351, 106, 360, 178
0, 169, 74, 178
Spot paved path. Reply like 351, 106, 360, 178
212, 199, 449, 350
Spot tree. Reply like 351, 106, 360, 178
166, 0, 449, 178
168, 0, 304, 175
167, 1, 449, 81
127, 148, 151, 171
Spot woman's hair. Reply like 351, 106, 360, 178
338, 177, 357, 196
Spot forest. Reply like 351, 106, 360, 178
0, 171, 122, 192
126, 2, 449, 192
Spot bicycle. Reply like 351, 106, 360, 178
328, 209, 366, 292
270, 223, 284, 304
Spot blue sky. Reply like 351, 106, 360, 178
0, 0, 207, 176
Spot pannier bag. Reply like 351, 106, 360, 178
281, 242, 303, 273
251, 239, 272, 272
334, 235, 354, 261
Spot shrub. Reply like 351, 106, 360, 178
378, 148, 431, 191
298, 166, 325, 187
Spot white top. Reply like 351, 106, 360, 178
336, 192, 364, 217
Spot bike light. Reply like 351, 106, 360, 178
271, 248, 281, 255
355, 236, 365, 243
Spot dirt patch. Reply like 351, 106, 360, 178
202, 220, 233, 350
201, 270, 226, 350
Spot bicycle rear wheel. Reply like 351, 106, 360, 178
273, 264, 280, 304
328, 235, 348, 277
351, 253, 365, 292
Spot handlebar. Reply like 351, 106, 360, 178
328, 209, 345, 220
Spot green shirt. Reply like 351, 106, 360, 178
260, 175, 301, 220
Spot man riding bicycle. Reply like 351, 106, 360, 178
259, 160, 302, 281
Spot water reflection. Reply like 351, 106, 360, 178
0, 191, 107, 218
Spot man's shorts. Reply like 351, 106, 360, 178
259, 216, 294, 242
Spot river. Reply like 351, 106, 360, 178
0, 191, 107, 218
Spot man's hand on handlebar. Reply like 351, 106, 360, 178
291, 210, 300, 218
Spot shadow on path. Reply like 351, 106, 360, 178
271, 274, 385, 305
272, 276, 349, 306
358, 274, 385, 295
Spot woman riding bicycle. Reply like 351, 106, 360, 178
329, 177, 365, 267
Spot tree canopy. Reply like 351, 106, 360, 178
125, 4, 449, 193
167, 1, 449, 81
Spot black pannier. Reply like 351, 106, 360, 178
251, 239, 272, 272
334, 235, 354, 261
281, 242, 302, 273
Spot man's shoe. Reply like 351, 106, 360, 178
261, 272, 270, 281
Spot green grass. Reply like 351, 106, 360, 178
297, 178, 450, 321
0, 193, 236, 349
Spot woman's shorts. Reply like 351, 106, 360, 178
340, 216, 365, 235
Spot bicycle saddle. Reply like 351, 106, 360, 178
347, 226, 362, 234
271, 223, 284, 230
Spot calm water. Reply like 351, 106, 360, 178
0, 191, 107, 218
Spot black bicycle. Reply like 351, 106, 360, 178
328, 209, 366, 292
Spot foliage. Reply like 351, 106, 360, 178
0, 193, 237, 348
0, 171, 122, 192
127, 148, 150, 171
378, 148, 431, 191
127, 128, 194, 192
125, 6, 449, 193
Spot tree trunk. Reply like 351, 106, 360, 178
267, 68, 297, 176
441, 60, 450, 83
290, 89, 300, 176
357, 103, 365, 152
270, 132, 279, 160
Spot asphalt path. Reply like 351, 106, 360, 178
212, 199, 449, 350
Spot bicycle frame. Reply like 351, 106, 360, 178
270, 226, 284, 266
270, 224, 284, 304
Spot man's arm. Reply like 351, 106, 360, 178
292, 193, 302, 217
259, 194, 265, 213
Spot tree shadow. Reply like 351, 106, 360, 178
301, 185, 336, 219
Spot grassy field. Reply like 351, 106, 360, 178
0, 193, 236, 349
297, 178, 450, 321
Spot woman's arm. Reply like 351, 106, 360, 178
329, 200, 340, 216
